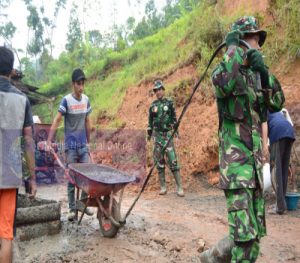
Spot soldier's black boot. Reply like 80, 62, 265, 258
173, 170, 184, 197
158, 170, 167, 195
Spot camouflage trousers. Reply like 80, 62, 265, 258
224, 188, 266, 263
153, 131, 180, 172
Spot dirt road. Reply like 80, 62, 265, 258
17, 180, 300, 263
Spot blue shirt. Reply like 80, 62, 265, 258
267, 112, 295, 145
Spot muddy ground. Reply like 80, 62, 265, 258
17, 177, 300, 263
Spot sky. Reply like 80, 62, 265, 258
1, 0, 167, 59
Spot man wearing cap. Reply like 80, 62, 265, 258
210, 17, 285, 261
147, 80, 184, 197
0, 46, 36, 262
47, 68, 93, 221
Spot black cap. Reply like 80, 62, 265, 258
72, 68, 86, 82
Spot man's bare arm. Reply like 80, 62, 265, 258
85, 115, 92, 144
47, 112, 63, 144
23, 126, 36, 197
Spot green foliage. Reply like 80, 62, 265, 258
20, 57, 37, 85
0, 1, 16, 45
33, 0, 298, 126
25, 1, 45, 57
21, 0, 66, 85
24, 0, 66, 58
267, 0, 300, 61
162, 0, 181, 26
33, 2, 222, 122
0, 21, 16, 40
178, 0, 201, 14
86, 30, 103, 48
65, 3, 82, 52
131, 0, 200, 42
33, 14, 191, 121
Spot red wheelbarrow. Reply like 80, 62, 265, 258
68, 163, 136, 237
37, 142, 137, 238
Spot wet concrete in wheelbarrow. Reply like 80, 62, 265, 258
17, 183, 300, 263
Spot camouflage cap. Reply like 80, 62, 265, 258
232, 16, 267, 46
153, 80, 165, 91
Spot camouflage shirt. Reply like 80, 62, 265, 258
148, 97, 177, 134
212, 46, 285, 190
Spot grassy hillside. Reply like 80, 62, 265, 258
33, 0, 300, 126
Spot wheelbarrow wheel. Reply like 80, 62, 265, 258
97, 197, 121, 238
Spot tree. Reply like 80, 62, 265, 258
133, 17, 151, 40
0, 0, 21, 66
87, 30, 103, 48
24, 0, 67, 57
22, 0, 67, 83
127, 0, 200, 42
162, 0, 181, 27
115, 26, 127, 51
0, 21, 16, 43
145, 0, 162, 33
125, 16, 136, 43
20, 57, 37, 85
25, 3, 44, 57
65, 3, 83, 52
178, 0, 200, 14
45, 0, 67, 57
0, 0, 16, 46
126, 16, 136, 31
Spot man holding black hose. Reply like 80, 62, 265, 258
201, 17, 285, 262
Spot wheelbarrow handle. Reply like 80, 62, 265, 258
88, 151, 94, 163
51, 148, 76, 184
51, 150, 66, 170
37, 141, 66, 170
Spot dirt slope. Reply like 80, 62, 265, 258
116, 55, 300, 190
116, 64, 219, 191
95, 0, 300, 192
217, 0, 269, 16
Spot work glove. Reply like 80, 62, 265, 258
246, 48, 269, 87
225, 30, 243, 47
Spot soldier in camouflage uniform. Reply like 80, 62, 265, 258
211, 17, 285, 262
148, 80, 184, 197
